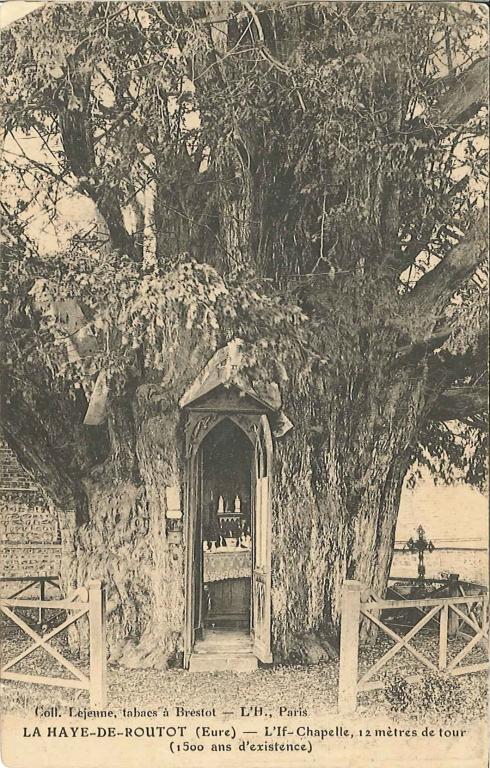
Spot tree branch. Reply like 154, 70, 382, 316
430, 385, 488, 427
1, 393, 91, 524
406, 210, 488, 315
57, 73, 134, 257
394, 325, 454, 367
428, 57, 488, 127
409, 57, 488, 139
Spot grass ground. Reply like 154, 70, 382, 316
1, 617, 487, 724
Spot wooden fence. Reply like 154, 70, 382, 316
385, 575, 487, 637
338, 579, 489, 714
0, 576, 60, 626
1, 580, 106, 707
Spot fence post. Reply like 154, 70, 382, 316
439, 604, 448, 669
338, 580, 362, 715
88, 580, 106, 708
39, 579, 45, 626
448, 574, 459, 638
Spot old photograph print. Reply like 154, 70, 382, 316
0, 1, 488, 767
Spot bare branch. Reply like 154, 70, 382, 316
409, 57, 488, 139
406, 210, 488, 315
57, 72, 134, 257
430, 57, 488, 127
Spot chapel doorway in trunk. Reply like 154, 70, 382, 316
180, 342, 288, 670
200, 418, 253, 631
183, 410, 274, 670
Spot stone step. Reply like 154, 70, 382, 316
189, 653, 258, 672
203, 630, 249, 639
197, 633, 252, 650
193, 645, 253, 656
196, 639, 252, 649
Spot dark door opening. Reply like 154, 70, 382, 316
196, 418, 254, 631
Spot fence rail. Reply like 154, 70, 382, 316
338, 579, 489, 714
0, 576, 60, 625
1, 580, 106, 707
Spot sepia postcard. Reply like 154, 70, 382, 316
0, 1, 488, 767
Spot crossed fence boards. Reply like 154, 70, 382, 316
338, 579, 489, 714
0, 579, 106, 707
0, 576, 60, 626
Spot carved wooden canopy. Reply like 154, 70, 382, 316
180, 342, 293, 449
179, 341, 281, 413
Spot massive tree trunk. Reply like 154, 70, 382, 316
2, 335, 213, 669
64, 334, 212, 667
271, 358, 432, 660
69, 389, 186, 668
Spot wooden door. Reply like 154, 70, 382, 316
194, 448, 203, 637
252, 416, 273, 663
184, 448, 203, 667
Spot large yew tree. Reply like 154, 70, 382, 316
1, 2, 488, 667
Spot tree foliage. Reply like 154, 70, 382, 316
1, 1, 488, 488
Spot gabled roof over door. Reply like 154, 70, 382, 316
179, 341, 281, 412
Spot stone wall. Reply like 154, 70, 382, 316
0, 497, 60, 543
0, 441, 61, 579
